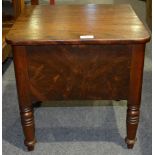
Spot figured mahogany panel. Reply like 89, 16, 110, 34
27, 45, 131, 101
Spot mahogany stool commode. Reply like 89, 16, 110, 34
6, 4, 150, 151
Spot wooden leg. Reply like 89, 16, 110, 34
125, 44, 145, 149
13, 46, 36, 151
31, 0, 39, 5
50, 0, 55, 5
125, 105, 139, 148
21, 107, 36, 151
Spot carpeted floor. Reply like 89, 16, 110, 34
2, 0, 152, 155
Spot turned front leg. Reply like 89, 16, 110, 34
21, 107, 36, 151
126, 44, 145, 149
13, 46, 36, 151
126, 105, 139, 148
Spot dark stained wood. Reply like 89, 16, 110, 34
6, 4, 150, 45
31, 0, 38, 5
125, 44, 146, 149
6, 5, 151, 151
13, 46, 36, 151
31, 0, 54, 5
50, 0, 55, 5
27, 45, 131, 101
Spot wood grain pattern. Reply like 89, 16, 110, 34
6, 4, 150, 45
27, 45, 131, 101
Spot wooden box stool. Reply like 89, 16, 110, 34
6, 4, 150, 151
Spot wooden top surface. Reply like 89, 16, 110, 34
6, 4, 150, 45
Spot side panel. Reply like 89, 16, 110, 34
27, 45, 131, 101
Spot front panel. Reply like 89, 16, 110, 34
26, 44, 131, 101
